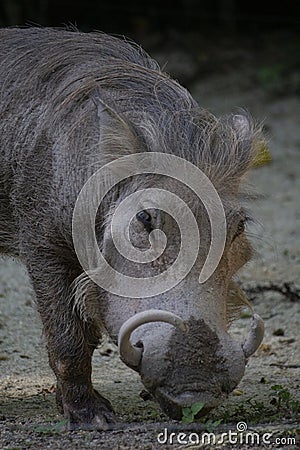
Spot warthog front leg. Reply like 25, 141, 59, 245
23, 246, 115, 430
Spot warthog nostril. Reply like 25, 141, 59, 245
221, 380, 233, 394
135, 340, 144, 349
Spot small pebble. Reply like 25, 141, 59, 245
273, 328, 285, 336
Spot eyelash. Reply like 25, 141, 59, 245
233, 215, 252, 241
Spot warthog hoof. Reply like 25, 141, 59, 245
57, 387, 116, 431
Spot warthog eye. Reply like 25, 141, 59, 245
136, 210, 153, 233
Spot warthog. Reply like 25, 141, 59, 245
0, 27, 264, 429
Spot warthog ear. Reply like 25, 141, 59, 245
230, 111, 264, 176
232, 114, 251, 139
92, 94, 145, 163
95, 96, 129, 133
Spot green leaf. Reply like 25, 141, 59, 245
281, 392, 291, 401
182, 406, 195, 423
34, 419, 67, 434
212, 419, 223, 426
182, 407, 192, 417
271, 384, 283, 391
182, 415, 194, 423
191, 402, 205, 415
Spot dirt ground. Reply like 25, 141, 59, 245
0, 31, 299, 449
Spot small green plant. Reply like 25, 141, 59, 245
182, 402, 222, 430
33, 419, 67, 434
270, 384, 299, 414
182, 402, 205, 423
219, 384, 299, 424
5, 448, 21, 450
202, 418, 223, 432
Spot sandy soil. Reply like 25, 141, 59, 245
0, 32, 299, 449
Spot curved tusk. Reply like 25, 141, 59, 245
118, 309, 188, 369
242, 313, 264, 358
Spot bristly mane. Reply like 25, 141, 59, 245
1, 27, 261, 192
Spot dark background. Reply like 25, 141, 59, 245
1, 1, 300, 37
0, 1, 299, 95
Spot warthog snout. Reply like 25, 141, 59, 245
118, 309, 264, 419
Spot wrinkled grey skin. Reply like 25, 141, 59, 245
0, 27, 262, 429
